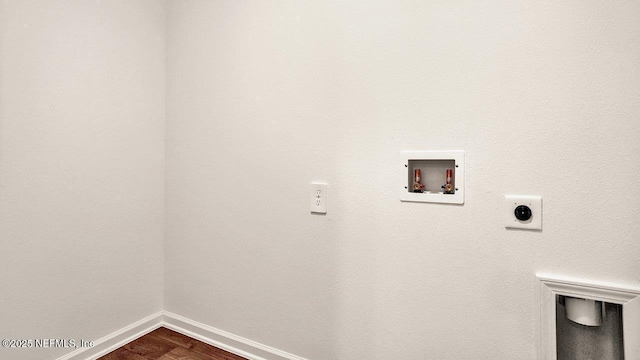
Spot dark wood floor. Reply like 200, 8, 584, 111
98, 327, 247, 360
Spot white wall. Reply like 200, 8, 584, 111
0, 1, 165, 359
1, 1, 638, 359
165, 1, 640, 359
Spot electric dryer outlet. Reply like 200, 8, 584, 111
505, 195, 542, 230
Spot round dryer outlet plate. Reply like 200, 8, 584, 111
505, 195, 542, 230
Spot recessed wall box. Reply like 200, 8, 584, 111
537, 274, 640, 359
400, 151, 464, 204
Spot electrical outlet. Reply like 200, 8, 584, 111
311, 183, 327, 214
505, 195, 542, 230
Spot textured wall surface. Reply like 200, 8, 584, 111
165, 1, 640, 359
0, 1, 166, 359
1, 1, 639, 359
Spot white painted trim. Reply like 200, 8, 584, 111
55, 311, 163, 360
537, 273, 640, 360
56, 311, 309, 360
162, 311, 308, 360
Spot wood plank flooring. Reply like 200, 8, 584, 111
97, 327, 247, 360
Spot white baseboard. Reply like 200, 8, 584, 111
56, 311, 307, 360
162, 311, 308, 360
55, 311, 163, 360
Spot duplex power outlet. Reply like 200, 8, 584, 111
310, 183, 327, 214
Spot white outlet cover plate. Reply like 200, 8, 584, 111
505, 195, 542, 230
311, 183, 327, 214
